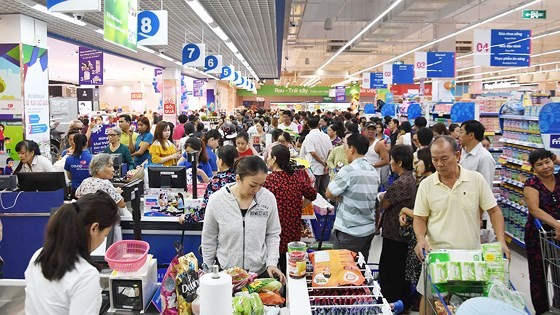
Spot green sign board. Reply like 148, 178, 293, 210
104, 0, 138, 51
237, 85, 349, 97
522, 10, 546, 19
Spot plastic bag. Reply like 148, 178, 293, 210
309, 250, 365, 287
175, 253, 199, 315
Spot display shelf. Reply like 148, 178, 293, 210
499, 138, 544, 149
502, 128, 540, 135
480, 112, 500, 116
500, 176, 524, 188
498, 155, 528, 167
488, 148, 503, 152
505, 231, 526, 249
497, 196, 527, 213
432, 111, 451, 116
484, 132, 503, 136
500, 115, 539, 121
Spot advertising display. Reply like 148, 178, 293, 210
89, 124, 114, 155
237, 85, 351, 97
335, 86, 346, 102
538, 102, 560, 155
47, 0, 101, 12
392, 64, 414, 84
137, 10, 168, 46
193, 80, 205, 97
104, 0, 138, 51
78, 47, 103, 85
0, 44, 23, 115
22, 45, 50, 157
474, 29, 531, 67
162, 79, 178, 123
182, 43, 206, 67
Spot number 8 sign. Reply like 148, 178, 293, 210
182, 43, 206, 67
137, 11, 168, 46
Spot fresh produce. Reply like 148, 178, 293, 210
242, 278, 282, 294
225, 267, 258, 292
232, 292, 264, 315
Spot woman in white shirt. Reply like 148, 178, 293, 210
25, 191, 120, 315
14, 140, 55, 173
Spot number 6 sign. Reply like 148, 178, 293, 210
205, 55, 222, 73
137, 11, 168, 46
182, 43, 206, 67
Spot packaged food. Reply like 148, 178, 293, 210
485, 281, 526, 311
242, 278, 282, 294
474, 261, 489, 281
429, 262, 448, 284
481, 242, 503, 262
226, 267, 258, 293
447, 262, 461, 281
288, 251, 306, 279
175, 253, 199, 315
258, 291, 285, 306
460, 262, 475, 281
309, 250, 365, 287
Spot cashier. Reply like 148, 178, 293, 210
13, 140, 55, 173
25, 191, 120, 314
76, 153, 131, 217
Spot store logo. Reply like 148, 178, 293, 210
551, 135, 560, 148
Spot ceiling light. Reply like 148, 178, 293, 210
318, 0, 403, 71
138, 46, 155, 54
29, 3, 86, 26
212, 27, 229, 41
159, 53, 174, 62
95, 28, 104, 35
351, 0, 541, 76
324, 18, 333, 31
533, 49, 560, 57
184, 0, 213, 24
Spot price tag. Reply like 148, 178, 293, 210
204, 55, 222, 73
220, 65, 235, 81
137, 10, 168, 46
182, 43, 205, 67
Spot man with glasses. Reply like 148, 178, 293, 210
118, 114, 138, 153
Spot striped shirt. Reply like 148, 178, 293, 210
328, 157, 379, 237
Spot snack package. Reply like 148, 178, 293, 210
161, 256, 181, 315
258, 291, 285, 306
309, 250, 365, 287
175, 253, 199, 315
242, 278, 282, 294
482, 242, 503, 262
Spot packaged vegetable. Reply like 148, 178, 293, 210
258, 291, 285, 306
242, 278, 282, 293
175, 253, 199, 315
309, 249, 365, 288
226, 267, 258, 293
249, 292, 264, 315
232, 294, 252, 315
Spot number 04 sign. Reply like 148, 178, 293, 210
137, 11, 168, 46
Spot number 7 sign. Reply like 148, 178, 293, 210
182, 43, 206, 67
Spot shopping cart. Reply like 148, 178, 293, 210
422, 249, 529, 315
535, 219, 560, 313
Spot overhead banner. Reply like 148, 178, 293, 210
221, 65, 234, 80
193, 80, 205, 97
237, 85, 351, 97
204, 55, 222, 73
47, 0, 101, 12
182, 43, 206, 67
78, 47, 103, 85
104, 0, 138, 51
137, 10, 168, 46
474, 29, 531, 67
370, 72, 385, 88
415, 52, 455, 78
233, 71, 243, 85
393, 64, 414, 84
382, 64, 393, 85
335, 86, 346, 102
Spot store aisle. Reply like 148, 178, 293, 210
369, 236, 536, 315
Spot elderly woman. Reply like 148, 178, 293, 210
75, 153, 130, 217
103, 127, 134, 171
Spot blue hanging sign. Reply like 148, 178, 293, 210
221, 65, 234, 80
204, 55, 222, 73
182, 43, 205, 67
370, 72, 385, 88
427, 52, 455, 78
474, 29, 531, 67
137, 10, 168, 46
392, 64, 414, 84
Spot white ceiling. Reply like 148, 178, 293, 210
48, 37, 156, 85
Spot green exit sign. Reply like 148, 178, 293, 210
523, 10, 546, 19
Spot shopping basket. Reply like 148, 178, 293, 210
535, 219, 560, 313
422, 249, 530, 315
105, 240, 150, 272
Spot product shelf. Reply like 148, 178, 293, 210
498, 155, 528, 167
505, 231, 526, 249
502, 128, 540, 135
480, 112, 500, 116
500, 115, 539, 121
500, 176, 524, 188
499, 138, 544, 149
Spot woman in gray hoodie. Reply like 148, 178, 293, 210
202, 156, 285, 283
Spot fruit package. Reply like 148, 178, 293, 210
308, 250, 365, 288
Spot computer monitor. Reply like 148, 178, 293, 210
17, 172, 67, 191
148, 166, 186, 189
0, 175, 17, 191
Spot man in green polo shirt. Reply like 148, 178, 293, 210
118, 114, 138, 153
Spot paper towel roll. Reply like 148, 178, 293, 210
199, 270, 232, 315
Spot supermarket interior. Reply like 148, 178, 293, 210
1, 0, 560, 314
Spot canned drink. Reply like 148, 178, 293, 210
288, 250, 306, 279
287, 241, 306, 253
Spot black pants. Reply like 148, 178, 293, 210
314, 174, 329, 198
332, 230, 374, 262
379, 237, 410, 308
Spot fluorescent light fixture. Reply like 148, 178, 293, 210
212, 27, 229, 41
95, 28, 104, 35
159, 53, 174, 62
30, 3, 86, 26
318, 0, 403, 71
457, 60, 560, 79
184, 0, 213, 24
456, 65, 480, 72
456, 68, 558, 83
351, 0, 542, 76
138, 46, 155, 54
533, 49, 560, 57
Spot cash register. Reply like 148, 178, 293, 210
108, 258, 158, 312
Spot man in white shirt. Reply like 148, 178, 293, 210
459, 120, 497, 231
278, 110, 299, 132
302, 116, 332, 197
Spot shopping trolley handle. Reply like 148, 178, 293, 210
534, 218, 544, 231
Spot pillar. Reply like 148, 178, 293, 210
162, 67, 180, 123
0, 14, 49, 160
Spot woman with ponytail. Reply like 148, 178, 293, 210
264, 145, 317, 273
25, 191, 120, 314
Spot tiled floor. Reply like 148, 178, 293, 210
368, 236, 537, 315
